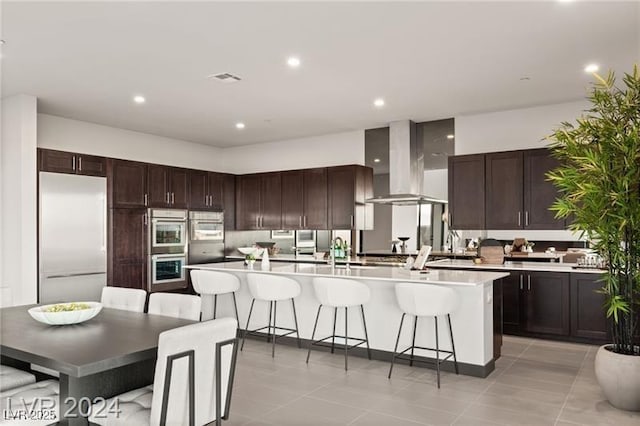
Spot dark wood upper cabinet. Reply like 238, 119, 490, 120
108, 159, 148, 208
208, 173, 225, 210
485, 151, 524, 229
260, 172, 282, 230
448, 155, 485, 229
188, 170, 209, 210
523, 149, 564, 229
327, 165, 372, 230
303, 168, 328, 229
524, 271, 570, 336
281, 170, 305, 229
223, 174, 235, 230
147, 165, 188, 208
39, 148, 106, 177
107, 208, 147, 289
235, 174, 262, 230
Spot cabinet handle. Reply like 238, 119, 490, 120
519, 274, 523, 290
72, 155, 76, 171
144, 194, 148, 206
78, 157, 82, 172
525, 211, 529, 227
299, 216, 302, 227
143, 213, 148, 226
205, 195, 209, 206
256, 217, 259, 228
527, 274, 531, 291
517, 211, 521, 227
260, 217, 263, 228
350, 214, 354, 228
209, 195, 213, 206
171, 193, 175, 204
304, 216, 307, 228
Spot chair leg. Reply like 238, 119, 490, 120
267, 301, 274, 343
306, 305, 322, 364
435, 316, 440, 389
272, 301, 278, 358
331, 307, 338, 354
410, 315, 418, 367
213, 294, 218, 320
344, 306, 348, 371
241, 299, 256, 351
291, 299, 301, 348
232, 292, 239, 324
360, 305, 372, 360
448, 314, 459, 375
388, 313, 406, 379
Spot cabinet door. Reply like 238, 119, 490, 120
282, 171, 304, 229
108, 208, 147, 289
304, 168, 328, 229
208, 173, 225, 210
188, 170, 209, 209
328, 166, 356, 229
169, 168, 189, 208
571, 273, 609, 341
502, 272, 524, 334
235, 175, 261, 230
260, 172, 282, 229
448, 155, 485, 229
525, 272, 570, 336
223, 174, 235, 230
147, 165, 169, 207
77, 154, 107, 177
523, 149, 564, 230
109, 160, 148, 208
486, 151, 524, 229
39, 149, 76, 174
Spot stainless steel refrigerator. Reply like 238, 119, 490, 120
39, 172, 107, 303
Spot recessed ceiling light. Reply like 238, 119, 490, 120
584, 63, 599, 73
446, 134, 455, 140
373, 98, 385, 107
373, 158, 381, 163
287, 57, 301, 68
235, 122, 246, 130
520, 77, 531, 81
0, 40, 5, 45
133, 95, 145, 104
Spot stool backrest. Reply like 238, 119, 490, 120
190, 270, 241, 295
395, 283, 458, 317
149, 318, 238, 426
101, 287, 147, 312
312, 277, 371, 307
246, 273, 301, 301
148, 293, 202, 321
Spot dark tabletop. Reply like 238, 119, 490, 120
0, 305, 195, 377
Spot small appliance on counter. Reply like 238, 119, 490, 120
476, 238, 505, 264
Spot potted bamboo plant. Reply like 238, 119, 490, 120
547, 65, 640, 411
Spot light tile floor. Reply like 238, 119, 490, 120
225, 336, 640, 425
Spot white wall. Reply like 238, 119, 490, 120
38, 114, 229, 173
1, 95, 38, 306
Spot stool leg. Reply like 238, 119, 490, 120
435, 316, 440, 388
267, 301, 274, 343
331, 307, 338, 354
232, 292, 239, 324
410, 315, 418, 367
291, 299, 301, 348
272, 301, 278, 358
448, 314, 459, 375
306, 305, 322, 364
344, 306, 348, 371
213, 294, 218, 320
388, 313, 406, 379
360, 305, 371, 360
241, 299, 256, 351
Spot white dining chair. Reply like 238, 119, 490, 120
101, 287, 147, 312
0, 365, 35, 391
148, 293, 202, 321
0, 379, 60, 425
89, 318, 239, 426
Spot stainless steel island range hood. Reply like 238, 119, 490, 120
366, 120, 447, 205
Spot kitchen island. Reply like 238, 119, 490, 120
186, 261, 508, 377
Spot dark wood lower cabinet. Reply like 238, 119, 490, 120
525, 271, 570, 336
571, 273, 609, 341
502, 272, 524, 334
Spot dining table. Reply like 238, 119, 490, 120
0, 305, 196, 425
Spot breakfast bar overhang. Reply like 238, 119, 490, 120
185, 261, 508, 377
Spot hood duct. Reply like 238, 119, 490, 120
366, 120, 447, 205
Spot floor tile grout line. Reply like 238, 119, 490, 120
552, 346, 590, 426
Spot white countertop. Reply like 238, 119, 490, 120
185, 261, 509, 286
425, 259, 605, 274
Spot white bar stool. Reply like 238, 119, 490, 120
190, 269, 240, 322
241, 273, 302, 357
389, 283, 459, 388
306, 277, 371, 371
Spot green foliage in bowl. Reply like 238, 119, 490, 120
45, 302, 91, 312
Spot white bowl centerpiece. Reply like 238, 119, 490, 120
28, 301, 103, 325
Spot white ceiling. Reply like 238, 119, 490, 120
2, 1, 639, 147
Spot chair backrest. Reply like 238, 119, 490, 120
190, 270, 241, 296
148, 293, 202, 321
100, 287, 147, 312
149, 318, 238, 426
394, 283, 459, 317
312, 277, 370, 307
246, 273, 301, 301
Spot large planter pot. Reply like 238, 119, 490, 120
594, 345, 640, 411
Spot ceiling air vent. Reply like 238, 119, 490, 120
208, 73, 242, 83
